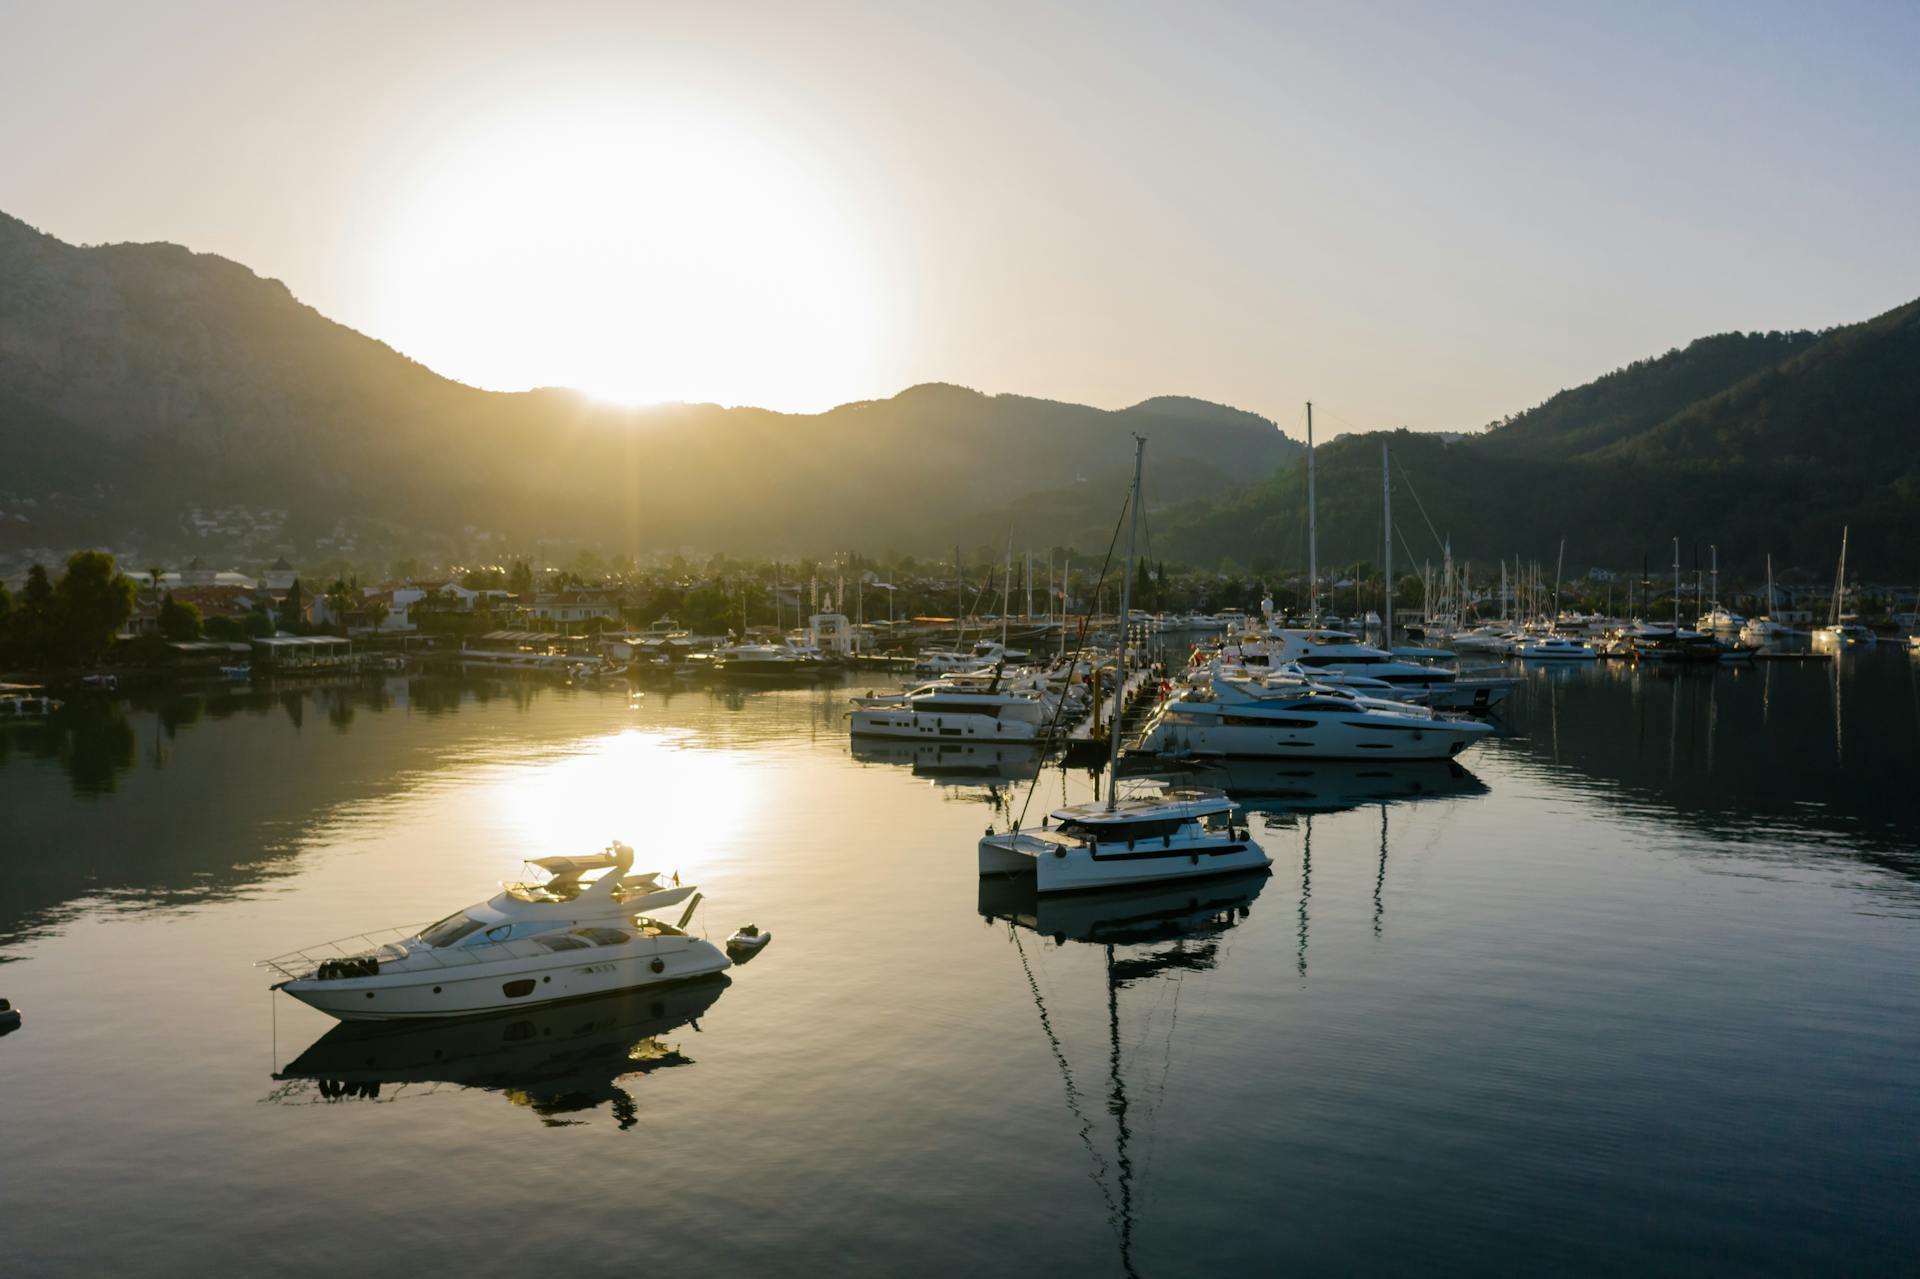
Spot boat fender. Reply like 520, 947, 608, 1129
650, 959, 665, 973
1054, 847, 1066, 858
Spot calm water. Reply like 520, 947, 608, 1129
4, 655, 1919, 1275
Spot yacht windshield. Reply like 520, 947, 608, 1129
421, 912, 486, 948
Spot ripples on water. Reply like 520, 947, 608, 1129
2, 653, 1917, 1275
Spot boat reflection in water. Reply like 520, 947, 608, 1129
270, 975, 729, 1130
1187, 758, 1488, 817
849, 740, 1043, 805
979, 870, 1269, 1278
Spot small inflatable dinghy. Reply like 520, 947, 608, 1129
0, 998, 20, 1034
726, 924, 772, 962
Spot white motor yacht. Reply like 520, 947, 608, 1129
849, 671, 1057, 742
1514, 635, 1599, 660
1229, 628, 1477, 695
263, 843, 730, 1021
1739, 617, 1796, 646
712, 642, 821, 677
1137, 671, 1494, 761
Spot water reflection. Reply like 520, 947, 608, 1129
269, 975, 731, 1130
979, 871, 1268, 1278
1199, 759, 1488, 816
1498, 652, 1920, 873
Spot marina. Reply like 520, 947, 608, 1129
2, 647, 1917, 1273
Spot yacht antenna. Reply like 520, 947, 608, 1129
1107, 435, 1146, 812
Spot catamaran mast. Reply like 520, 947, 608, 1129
1306, 402, 1318, 624
1108, 435, 1146, 812
1382, 442, 1393, 648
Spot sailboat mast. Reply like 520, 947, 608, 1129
1832, 526, 1849, 625
1107, 435, 1146, 812
1672, 537, 1681, 632
1306, 402, 1318, 624
1382, 442, 1393, 648
1002, 530, 1012, 648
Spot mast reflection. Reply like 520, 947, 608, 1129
980, 871, 1268, 1278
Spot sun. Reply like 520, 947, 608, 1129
365, 92, 890, 411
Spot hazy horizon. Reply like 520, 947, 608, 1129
4, 1, 1916, 436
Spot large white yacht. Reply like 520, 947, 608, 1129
712, 641, 823, 678
1227, 627, 1480, 694
1137, 670, 1494, 761
263, 843, 731, 1021
848, 671, 1057, 742
1513, 635, 1599, 660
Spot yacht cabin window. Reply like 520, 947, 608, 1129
421, 912, 487, 948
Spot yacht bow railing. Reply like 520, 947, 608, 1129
258, 926, 426, 983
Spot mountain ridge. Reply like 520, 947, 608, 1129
0, 213, 1299, 562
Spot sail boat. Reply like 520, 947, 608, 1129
1740, 555, 1794, 646
979, 437, 1273, 892
1812, 526, 1875, 647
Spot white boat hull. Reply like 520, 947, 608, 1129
979, 831, 1271, 893
848, 709, 1046, 742
280, 938, 732, 1021
1140, 710, 1490, 761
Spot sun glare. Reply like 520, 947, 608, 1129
367, 94, 890, 411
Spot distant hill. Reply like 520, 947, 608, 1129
1156, 297, 1920, 578
5, 209, 1915, 577
0, 212, 1299, 562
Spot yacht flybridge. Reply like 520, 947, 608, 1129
979, 435, 1271, 894
262, 843, 732, 1021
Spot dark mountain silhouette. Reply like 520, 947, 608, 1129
1155, 297, 1920, 577
0, 212, 1298, 559
4, 209, 1915, 574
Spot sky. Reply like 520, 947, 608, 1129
2, 0, 1917, 436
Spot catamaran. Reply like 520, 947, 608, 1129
978, 436, 1272, 893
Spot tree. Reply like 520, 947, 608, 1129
508, 560, 534, 598
284, 577, 306, 628
54, 551, 136, 665
158, 593, 203, 641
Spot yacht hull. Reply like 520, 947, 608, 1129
848, 710, 1046, 742
979, 832, 1271, 893
280, 939, 732, 1022
1140, 713, 1489, 761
